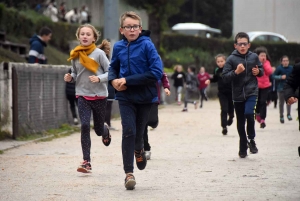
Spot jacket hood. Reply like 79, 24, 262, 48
122, 30, 151, 41
30, 34, 47, 47
231, 49, 251, 57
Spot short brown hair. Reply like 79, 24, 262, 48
234, 32, 249, 43
75, 24, 101, 43
119, 11, 142, 27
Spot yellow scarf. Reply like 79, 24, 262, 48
67, 43, 99, 73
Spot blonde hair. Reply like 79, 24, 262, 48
98, 39, 110, 50
75, 24, 101, 43
119, 11, 142, 27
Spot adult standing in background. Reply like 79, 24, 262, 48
28, 27, 52, 64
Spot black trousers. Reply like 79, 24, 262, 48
144, 104, 159, 151
66, 94, 78, 118
105, 101, 113, 127
218, 91, 234, 128
255, 88, 269, 120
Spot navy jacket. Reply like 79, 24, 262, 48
108, 30, 163, 104
272, 64, 293, 92
210, 67, 232, 94
222, 50, 263, 101
28, 34, 47, 64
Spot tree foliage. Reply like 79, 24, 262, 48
122, 0, 185, 52
168, 0, 233, 38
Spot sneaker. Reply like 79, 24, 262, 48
145, 151, 151, 160
227, 118, 233, 126
193, 101, 198, 109
124, 173, 136, 190
73, 118, 78, 125
287, 115, 293, 121
109, 126, 119, 131
280, 116, 284, 124
199, 104, 203, 108
248, 139, 258, 154
222, 127, 228, 135
255, 114, 261, 123
260, 119, 266, 129
177, 101, 181, 105
77, 160, 92, 173
238, 151, 247, 158
182, 108, 188, 112
134, 149, 147, 170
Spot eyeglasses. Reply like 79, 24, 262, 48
236, 42, 249, 47
122, 25, 141, 31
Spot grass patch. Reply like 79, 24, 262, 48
16, 124, 80, 142
0, 150, 3, 154
0, 130, 11, 141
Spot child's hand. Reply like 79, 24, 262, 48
205, 80, 210, 85
235, 63, 245, 74
281, 75, 286, 80
287, 97, 298, 105
164, 88, 171, 96
252, 65, 259, 76
64, 73, 72, 82
111, 78, 127, 91
89, 75, 100, 83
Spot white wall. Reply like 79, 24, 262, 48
233, 0, 300, 43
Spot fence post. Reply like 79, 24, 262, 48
12, 66, 18, 139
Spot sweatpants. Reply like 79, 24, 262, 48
144, 103, 159, 151
234, 96, 257, 152
256, 88, 269, 120
278, 91, 291, 117
118, 100, 153, 173
78, 97, 108, 162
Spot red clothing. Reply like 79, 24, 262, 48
197, 72, 210, 89
257, 60, 272, 89
157, 72, 170, 103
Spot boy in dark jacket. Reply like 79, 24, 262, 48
206, 54, 234, 135
108, 11, 163, 190
28, 27, 52, 64
222, 32, 263, 158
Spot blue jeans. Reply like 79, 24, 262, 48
234, 96, 257, 152
118, 100, 153, 173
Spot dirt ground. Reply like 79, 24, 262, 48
1, 100, 300, 201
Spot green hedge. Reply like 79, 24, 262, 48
162, 33, 300, 69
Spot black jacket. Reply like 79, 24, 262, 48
222, 50, 263, 101
171, 71, 186, 87
210, 67, 232, 94
284, 62, 300, 130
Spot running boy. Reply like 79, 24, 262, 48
205, 54, 234, 135
222, 32, 263, 158
108, 11, 162, 190
64, 24, 111, 173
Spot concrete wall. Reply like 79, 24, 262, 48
233, 0, 300, 43
55, 0, 148, 30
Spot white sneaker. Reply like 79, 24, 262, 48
73, 118, 78, 125
145, 151, 151, 160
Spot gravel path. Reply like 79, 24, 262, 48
1, 100, 300, 201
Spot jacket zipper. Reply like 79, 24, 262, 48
243, 55, 247, 100
127, 42, 131, 74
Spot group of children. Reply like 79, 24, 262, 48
63, 10, 298, 190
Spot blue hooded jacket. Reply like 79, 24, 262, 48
108, 30, 163, 104
28, 34, 47, 64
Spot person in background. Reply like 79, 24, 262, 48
171, 65, 185, 105
222, 32, 263, 158
253, 46, 273, 129
98, 39, 118, 131
65, 7, 80, 23
182, 65, 199, 112
284, 58, 300, 156
272, 55, 294, 123
28, 26, 52, 64
58, 2, 67, 21
65, 68, 78, 125
197, 66, 210, 108
144, 71, 171, 160
267, 66, 278, 108
206, 54, 234, 135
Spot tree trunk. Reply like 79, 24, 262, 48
148, 12, 161, 53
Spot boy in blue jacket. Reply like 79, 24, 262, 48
108, 11, 162, 190
222, 32, 263, 158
